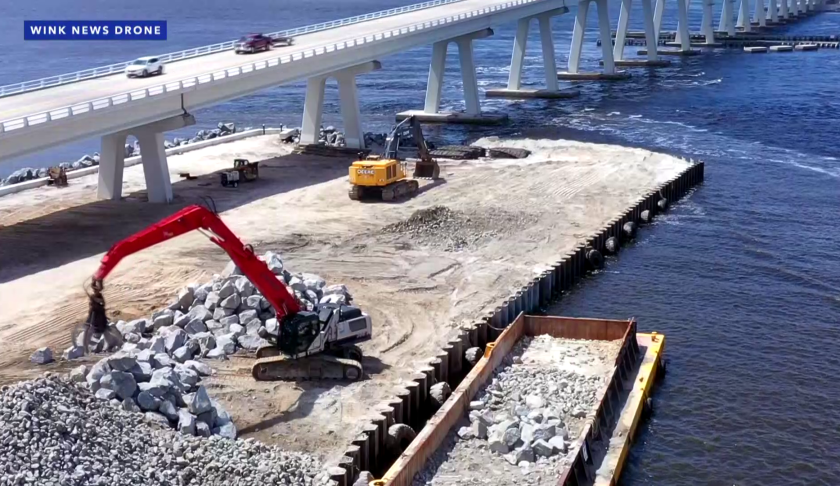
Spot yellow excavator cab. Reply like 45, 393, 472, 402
348, 115, 437, 201
348, 159, 408, 187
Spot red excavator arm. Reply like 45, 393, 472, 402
92, 204, 300, 319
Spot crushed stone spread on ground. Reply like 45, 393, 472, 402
413, 335, 621, 486
0, 374, 329, 486
382, 206, 537, 252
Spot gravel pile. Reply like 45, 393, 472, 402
382, 206, 536, 252
413, 335, 620, 486
58, 249, 353, 439
0, 374, 329, 486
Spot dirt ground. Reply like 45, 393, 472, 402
0, 133, 688, 464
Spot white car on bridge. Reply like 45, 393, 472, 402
125, 56, 165, 78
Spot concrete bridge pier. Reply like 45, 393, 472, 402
486, 8, 583, 98
737, 0, 752, 32
398, 29, 505, 124
300, 61, 381, 149
767, 0, 779, 22
559, 0, 630, 80
611, 0, 670, 66
700, 0, 718, 44
97, 113, 195, 203
719, 0, 737, 35
780, 0, 789, 20
754, 0, 767, 27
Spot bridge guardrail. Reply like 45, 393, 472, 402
0, 0, 542, 135
0, 0, 464, 99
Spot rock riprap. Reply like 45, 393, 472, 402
67, 249, 353, 439
0, 374, 328, 486
413, 335, 620, 486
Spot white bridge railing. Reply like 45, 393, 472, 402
0, 0, 544, 135
0, 0, 464, 99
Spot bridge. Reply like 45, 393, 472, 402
0, 0, 827, 202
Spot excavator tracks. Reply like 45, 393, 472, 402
381, 179, 419, 202
251, 354, 363, 381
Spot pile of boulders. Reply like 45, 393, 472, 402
53, 249, 352, 439
0, 374, 328, 486
165, 122, 237, 149
415, 336, 611, 485
0, 122, 238, 187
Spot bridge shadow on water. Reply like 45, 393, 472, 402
0, 151, 356, 284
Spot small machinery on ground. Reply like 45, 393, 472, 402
221, 158, 259, 188
348, 115, 440, 201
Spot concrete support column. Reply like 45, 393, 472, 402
738, 0, 752, 31
507, 19, 529, 90
336, 74, 364, 149
641, 0, 660, 60
768, 0, 778, 21
424, 41, 448, 114
654, 0, 666, 42
676, 0, 692, 51
537, 15, 559, 91
701, 0, 716, 43
780, 0, 789, 18
300, 77, 326, 145
97, 132, 127, 201
675, 0, 692, 45
595, 0, 616, 74
455, 38, 480, 116
135, 130, 172, 203
719, 0, 737, 35
568, 0, 590, 74
300, 61, 379, 147
96, 113, 193, 203
754, 0, 767, 26
614, 0, 634, 61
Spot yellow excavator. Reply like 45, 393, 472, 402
348, 116, 439, 201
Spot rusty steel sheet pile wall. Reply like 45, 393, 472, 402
328, 161, 704, 486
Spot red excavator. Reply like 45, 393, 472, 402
74, 204, 371, 381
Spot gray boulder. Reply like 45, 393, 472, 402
158, 400, 179, 421
218, 281, 236, 300
184, 318, 208, 335
213, 306, 233, 321
243, 295, 262, 310
262, 251, 284, 275
30, 347, 54, 365
122, 398, 141, 414
237, 334, 270, 351
172, 345, 197, 363
188, 305, 213, 323
188, 386, 213, 415
177, 409, 197, 435
234, 277, 255, 297
138, 381, 169, 398
137, 391, 162, 411
62, 345, 84, 360
220, 293, 240, 310
196, 421, 212, 437
129, 361, 153, 382
145, 412, 171, 428
205, 292, 221, 311
173, 312, 190, 328
100, 370, 137, 400
152, 353, 176, 369
177, 288, 195, 310
148, 336, 166, 354
107, 351, 137, 372
164, 328, 188, 353
69, 365, 88, 383
184, 360, 212, 376
95, 388, 117, 401
152, 312, 174, 330
86, 359, 111, 390
213, 422, 237, 440
215, 335, 237, 355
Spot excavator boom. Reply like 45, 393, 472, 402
93, 204, 300, 318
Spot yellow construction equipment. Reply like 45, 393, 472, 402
348, 115, 439, 201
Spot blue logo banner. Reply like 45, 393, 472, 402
24, 21, 167, 40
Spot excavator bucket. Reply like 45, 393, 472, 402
71, 285, 123, 354
413, 160, 440, 179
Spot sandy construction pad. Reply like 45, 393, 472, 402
0, 134, 687, 463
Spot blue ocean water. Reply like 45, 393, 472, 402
2, 1, 839, 484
